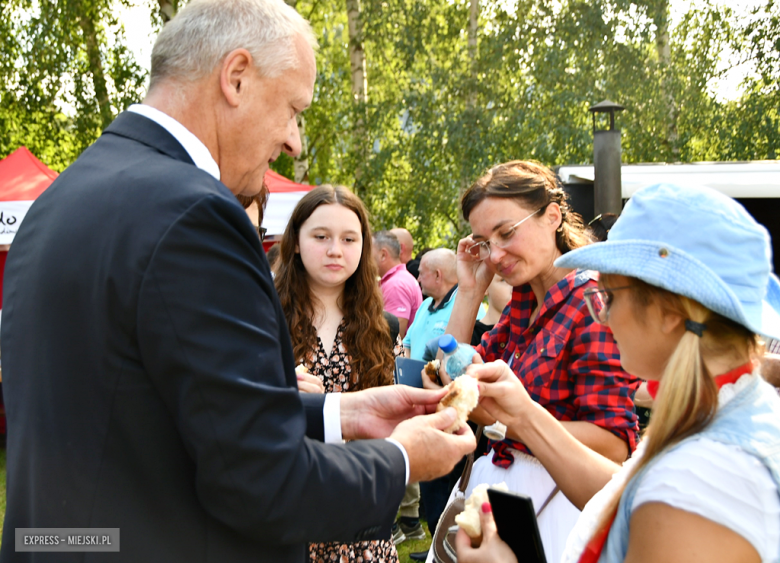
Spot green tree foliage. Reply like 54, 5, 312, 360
335, 0, 778, 247
1, 0, 776, 248
713, 0, 780, 160
0, 0, 147, 171
281, 0, 779, 248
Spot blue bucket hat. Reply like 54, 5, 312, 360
555, 183, 780, 341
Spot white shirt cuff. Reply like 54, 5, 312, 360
324, 394, 410, 484
323, 393, 343, 443
385, 438, 411, 485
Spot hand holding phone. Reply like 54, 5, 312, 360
487, 488, 547, 563
453, 500, 518, 563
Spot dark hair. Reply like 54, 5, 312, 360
275, 185, 394, 391
265, 243, 280, 270
588, 213, 619, 242
235, 187, 268, 226
461, 160, 592, 254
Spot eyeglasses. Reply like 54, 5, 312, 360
582, 285, 632, 324
257, 226, 267, 242
467, 208, 542, 261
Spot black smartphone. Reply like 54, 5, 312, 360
487, 488, 547, 563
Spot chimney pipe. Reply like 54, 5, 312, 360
589, 100, 625, 217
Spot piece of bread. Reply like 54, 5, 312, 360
425, 359, 441, 384
436, 374, 479, 433
455, 482, 509, 538
295, 364, 309, 376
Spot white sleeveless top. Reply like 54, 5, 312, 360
562, 373, 780, 563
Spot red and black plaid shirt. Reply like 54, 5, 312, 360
477, 269, 640, 468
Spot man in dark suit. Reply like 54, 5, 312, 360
0, 0, 474, 561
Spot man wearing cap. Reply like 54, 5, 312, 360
0, 2, 474, 561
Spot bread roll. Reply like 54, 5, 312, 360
424, 359, 441, 384
436, 374, 479, 433
455, 482, 509, 538
295, 364, 309, 376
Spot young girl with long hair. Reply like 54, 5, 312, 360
457, 183, 780, 563
274, 184, 398, 562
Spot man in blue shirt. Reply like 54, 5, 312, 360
402, 248, 485, 559
403, 248, 483, 359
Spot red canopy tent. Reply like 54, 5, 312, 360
265, 169, 314, 194
0, 147, 57, 197
0, 147, 59, 308
0, 151, 311, 288
0, 147, 57, 429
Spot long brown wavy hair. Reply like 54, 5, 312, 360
275, 185, 394, 391
461, 160, 592, 254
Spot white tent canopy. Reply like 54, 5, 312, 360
245, 170, 314, 239
557, 161, 780, 199
263, 191, 313, 235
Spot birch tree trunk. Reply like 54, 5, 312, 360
467, 0, 478, 110
283, 0, 310, 182
158, 0, 177, 23
293, 113, 309, 183
346, 0, 368, 194
459, 0, 479, 210
78, 13, 112, 130
653, 0, 678, 160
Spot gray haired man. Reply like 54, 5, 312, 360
0, 1, 474, 561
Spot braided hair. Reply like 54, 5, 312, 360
461, 160, 592, 254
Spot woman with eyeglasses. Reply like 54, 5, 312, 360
457, 183, 780, 563
274, 185, 399, 563
424, 161, 641, 563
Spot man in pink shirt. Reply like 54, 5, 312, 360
373, 230, 423, 338
390, 227, 414, 265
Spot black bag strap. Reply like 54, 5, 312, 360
457, 425, 558, 516
535, 485, 560, 518
457, 425, 484, 494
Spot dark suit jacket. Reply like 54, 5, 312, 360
0, 112, 405, 562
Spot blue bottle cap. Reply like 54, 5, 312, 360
438, 334, 458, 353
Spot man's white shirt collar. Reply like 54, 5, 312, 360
128, 105, 412, 482
128, 104, 221, 181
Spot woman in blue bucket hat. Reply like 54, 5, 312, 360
457, 183, 780, 563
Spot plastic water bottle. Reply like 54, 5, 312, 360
438, 334, 508, 440
438, 334, 478, 379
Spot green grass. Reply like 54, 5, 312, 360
395, 519, 432, 563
